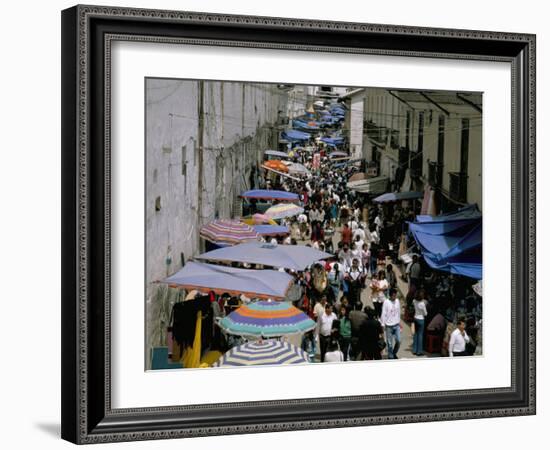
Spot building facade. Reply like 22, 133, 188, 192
344, 87, 482, 212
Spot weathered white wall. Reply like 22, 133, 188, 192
145, 79, 287, 350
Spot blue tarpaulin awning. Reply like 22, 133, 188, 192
415, 204, 481, 222
240, 190, 299, 202
409, 210, 482, 280
281, 130, 311, 142
293, 119, 320, 131
328, 151, 348, 158
320, 137, 345, 146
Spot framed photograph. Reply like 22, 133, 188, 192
61, 4, 536, 444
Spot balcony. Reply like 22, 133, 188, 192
428, 161, 444, 187
449, 172, 468, 203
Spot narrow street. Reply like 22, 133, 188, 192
300, 226, 415, 360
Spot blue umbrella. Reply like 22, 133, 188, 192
241, 189, 299, 202
162, 261, 293, 300
281, 130, 311, 142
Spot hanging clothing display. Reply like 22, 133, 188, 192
183, 311, 202, 369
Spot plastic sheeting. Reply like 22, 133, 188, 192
240, 189, 299, 202
409, 211, 482, 280
281, 130, 311, 142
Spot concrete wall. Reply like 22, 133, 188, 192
145, 79, 288, 352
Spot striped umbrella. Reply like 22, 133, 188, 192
218, 301, 316, 338
213, 340, 309, 367
200, 219, 259, 245
265, 203, 304, 220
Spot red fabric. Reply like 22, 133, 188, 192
342, 227, 352, 244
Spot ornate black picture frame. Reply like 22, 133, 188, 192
61, 4, 536, 444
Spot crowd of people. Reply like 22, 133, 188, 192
247, 140, 482, 363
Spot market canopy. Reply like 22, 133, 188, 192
200, 219, 259, 245
161, 261, 293, 300
415, 204, 481, 222
265, 203, 304, 220
373, 191, 423, 203
409, 216, 482, 280
321, 137, 345, 147
281, 130, 311, 142
263, 160, 289, 173
253, 225, 290, 236
328, 151, 348, 158
196, 242, 332, 271
217, 301, 316, 337
264, 149, 290, 158
347, 176, 389, 194
240, 189, 299, 202
285, 162, 310, 175
293, 119, 320, 131
213, 340, 310, 367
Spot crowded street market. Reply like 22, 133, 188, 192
147, 85, 483, 370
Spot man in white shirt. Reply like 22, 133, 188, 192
353, 235, 364, 254
381, 288, 401, 359
338, 245, 353, 271
449, 319, 470, 357
374, 213, 383, 232
313, 296, 328, 321
353, 225, 366, 243
297, 212, 308, 239
317, 304, 337, 362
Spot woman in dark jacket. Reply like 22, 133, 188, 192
359, 307, 384, 360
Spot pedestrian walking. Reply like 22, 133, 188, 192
338, 306, 352, 361
381, 288, 401, 359
412, 292, 428, 356
370, 270, 389, 318
324, 339, 345, 363
317, 304, 338, 362
408, 254, 422, 289
359, 307, 384, 360
449, 318, 470, 357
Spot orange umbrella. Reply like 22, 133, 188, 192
263, 160, 289, 173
